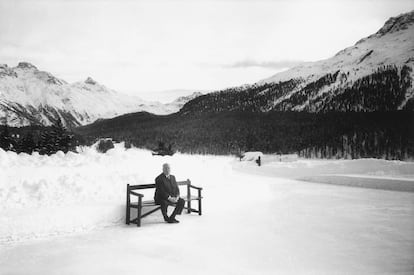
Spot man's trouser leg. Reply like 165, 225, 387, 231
159, 200, 170, 221
170, 198, 185, 219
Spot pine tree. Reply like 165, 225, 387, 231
38, 119, 74, 155
38, 130, 54, 155
20, 131, 36, 154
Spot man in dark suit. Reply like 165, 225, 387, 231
154, 163, 185, 223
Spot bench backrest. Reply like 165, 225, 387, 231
128, 179, 191, 190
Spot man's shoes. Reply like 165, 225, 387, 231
166, 217, 179, 223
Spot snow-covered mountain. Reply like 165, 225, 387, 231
0, 63, 198, 127
261, 11, 414, 85
163, 92, 203, 113
181, 10, 414, 114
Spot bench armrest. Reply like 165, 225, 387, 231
189, 184, 203, 191
129, 191, 144, 198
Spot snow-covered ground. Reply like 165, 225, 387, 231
1, 144, 413, 274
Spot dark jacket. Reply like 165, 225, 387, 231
154, 173, 180, 204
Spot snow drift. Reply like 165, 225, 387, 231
0, 144, 233, 243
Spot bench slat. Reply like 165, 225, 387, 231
128, 180, 190, 190
130, 195, 202, 207
129, 183, 155, 190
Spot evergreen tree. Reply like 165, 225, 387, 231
0, 124, 14, 151
19, 131, 36, 154
38, 119, 74, 155
38, 130, 54, 155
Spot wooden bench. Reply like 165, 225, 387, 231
126, 179, 203, 227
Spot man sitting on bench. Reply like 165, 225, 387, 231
154, 163, 185, 223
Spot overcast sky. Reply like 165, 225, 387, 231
1, 0, 413, 102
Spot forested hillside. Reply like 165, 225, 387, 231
180, 65, 413, 114
74, 111, 414, 160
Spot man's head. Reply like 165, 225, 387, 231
162, 163, 171, 176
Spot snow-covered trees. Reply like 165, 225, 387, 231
0, 120, 76, 155
37, 119, 75, 155
18, 132, 36, 154
321, 65, 411, 112
0, 124, 14, 151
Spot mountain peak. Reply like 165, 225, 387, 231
16, 62, 38, 70
179, 91, 203, 99
374, 10, 414, 37
85, 77, 97, 85
171, 91, 203, 103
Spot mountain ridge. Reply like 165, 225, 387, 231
179, 10, 414, 115
0, 63, 201, 127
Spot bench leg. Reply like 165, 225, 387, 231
137, 197, 142, 227
187, 200, 191, 214
126, 196, 130, 225
198, 189, 202, 215
187, 184, 191, 214
137, 207, 141, 227
126, 206, 130, 225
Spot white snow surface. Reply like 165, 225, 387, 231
1, 145, 414, 274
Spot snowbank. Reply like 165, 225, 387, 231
0, 144, 233, 243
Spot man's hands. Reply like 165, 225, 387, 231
168, 196, 179, 203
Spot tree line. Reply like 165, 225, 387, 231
75, 111, 414, 160
0, 120, 79, 155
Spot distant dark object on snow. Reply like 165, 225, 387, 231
152, 150, 174, 156
240, 151, 263, 166
96, 138, 114, 153
241, 151, 263, 161
124, 140, 132, 149
152, 141, 175, 156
